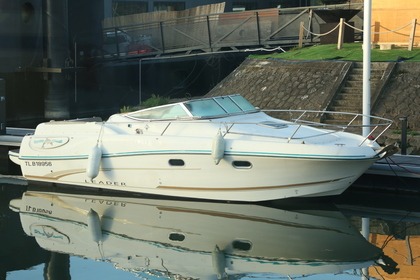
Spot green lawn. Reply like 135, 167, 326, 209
252, 43, 420, 62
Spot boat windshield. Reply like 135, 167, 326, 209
185, 95, 257, 118
126, 103, 189, 120
126, 94, 257, 120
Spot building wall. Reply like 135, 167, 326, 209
102, 0, 315, 18
372, 0, 420, 45
0, 0, 43, 73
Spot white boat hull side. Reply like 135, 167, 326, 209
18, 152, 375, 201
12, 103, 388, 202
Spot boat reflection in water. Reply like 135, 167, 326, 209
10, 188, 387, 279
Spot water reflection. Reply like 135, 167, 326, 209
0, 185, 50, 279
3, 185, 392, 280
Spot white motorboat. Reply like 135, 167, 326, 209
9, 94, 394, 201
9, 189, 384, 279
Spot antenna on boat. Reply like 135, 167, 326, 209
362, 0, 372, 137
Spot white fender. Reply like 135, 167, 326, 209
212, 245, 226, 279
87, 208, 102, 243
86, 145, 102, 179
212, 130, 225, 165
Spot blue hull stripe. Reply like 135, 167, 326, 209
19, 149, 376, 161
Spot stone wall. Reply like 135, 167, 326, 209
374, 62, 420, 153
206, 58, 420, 154
207, 58, 351, 111
374, 62, 420, 130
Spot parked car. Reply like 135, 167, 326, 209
128, 34, 154, 55
103, 31, 132, 57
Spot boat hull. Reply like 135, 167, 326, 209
10, 109, 384, 202
15, 151, 376, 202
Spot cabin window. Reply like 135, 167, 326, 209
127, 104, 189, 120
169, 159, 185, 166
214, 96, 242, 113
232, 161, 252, 168
232, 240, 252, 251
230, 95, 256, 111
185, 99, 226, 117
169, 232, 185, 242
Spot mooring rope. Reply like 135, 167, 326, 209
302, 19, 416, 39
301, 22, 340, 37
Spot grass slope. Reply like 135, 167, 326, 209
253, 43, 420, 62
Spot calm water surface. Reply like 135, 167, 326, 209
1, 180, 419, 280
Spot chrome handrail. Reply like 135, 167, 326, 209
105, 110, 393, 146
262, 109, 393, 146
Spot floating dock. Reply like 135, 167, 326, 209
366, 154, 420, 179
0, 127, 33, 147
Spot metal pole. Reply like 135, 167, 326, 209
114, 28, 120, 57
159, 22, 165, 53
206, 15, 213, 51
362, 0, 372, 137
255, 12, 261, 45
74, 41, 77, 103
0, 79, 5, 135
139, 59, 142, 105
361, 217, 370, 280
400, 117, 407, 155
43, 0, 70, 120
362, 217, 370, 239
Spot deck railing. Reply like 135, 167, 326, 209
106, 110, 392, 148
100, 4, 363, 58
263, 109, 393, 146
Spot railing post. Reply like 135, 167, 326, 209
337, 18, 345, 50
114, 28, 120, 57
298, 21, 304, 48
408, 18, 417, 51
255, 12, 261, 45
206, 15, 213, 52
159, 21, 165, 53
0, 79, 5, 135
138, 59, 142, 106
400, 116, 408, 155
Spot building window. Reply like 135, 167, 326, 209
112, 1, 148, 16
154, 2, 186, 12
232, 2, 257, 11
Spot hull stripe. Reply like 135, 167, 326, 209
25, 174, 352, 192
19, 150, 376, 161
